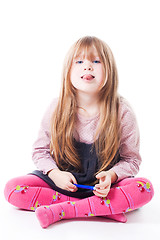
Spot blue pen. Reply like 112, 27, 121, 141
74, 184, 96, 191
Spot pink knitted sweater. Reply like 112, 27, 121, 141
32, 97, 141, 181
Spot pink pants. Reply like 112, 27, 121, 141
4, 175, 154, 221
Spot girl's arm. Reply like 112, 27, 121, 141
93, 99, 141, 197
32, 98, 59, 174
32, 98, 78, 192
111, 98, 142, 181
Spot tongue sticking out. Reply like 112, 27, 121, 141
82, 74, 95, 80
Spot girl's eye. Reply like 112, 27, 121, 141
76, 60, 83, 64
93, 60, 101, 63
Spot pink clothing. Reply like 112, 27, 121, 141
32, 97, 142, 181
34, 177, 153, 228
4, 174, 154, 228
4, 175, 79, 211
4, 174, 128, 223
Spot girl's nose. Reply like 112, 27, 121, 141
84, 61, 93, 71
84, 66, 92, 71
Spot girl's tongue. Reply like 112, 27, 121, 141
82, 74, 95, 80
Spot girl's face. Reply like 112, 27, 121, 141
70, 46, 106, 95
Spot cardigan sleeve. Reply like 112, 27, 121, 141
32, 98, 59, 174
111, 97, 142, 181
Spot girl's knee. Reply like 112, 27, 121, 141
134, 177, 154, 198
4, 176, 23, 202
114, 177, 154, 200
113, 177, 135, 187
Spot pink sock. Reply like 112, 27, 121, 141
35, 177, 154, 228
102, 213, 127, 223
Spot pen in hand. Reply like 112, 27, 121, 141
74, 184, 96, 191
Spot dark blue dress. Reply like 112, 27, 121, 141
30, 139, 120, 198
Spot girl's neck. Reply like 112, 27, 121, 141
76, 92, 100, 118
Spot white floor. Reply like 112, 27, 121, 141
1, 183, 159, 240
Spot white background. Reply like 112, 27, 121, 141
0, 0, 160, 239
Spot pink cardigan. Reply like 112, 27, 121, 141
32, 97, 142, 181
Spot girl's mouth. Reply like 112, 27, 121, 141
81, 74, 95, 81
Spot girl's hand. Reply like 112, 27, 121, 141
48, 169, 78, 192
93, 170, 117, 198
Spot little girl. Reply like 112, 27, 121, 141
4, 36, 154, 228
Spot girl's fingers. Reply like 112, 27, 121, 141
67, 182, 77, 192
69, 173, 78, 185
93, 185, 110, 197
95, 187, 110, 194
95, 181, 109, 189
93, 189, 110, 198
94, 192, 105, 197
93, 191, 102, 197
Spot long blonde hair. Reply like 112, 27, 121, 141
50, 36, 120, 175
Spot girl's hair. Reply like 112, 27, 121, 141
50, 36, 120, 178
